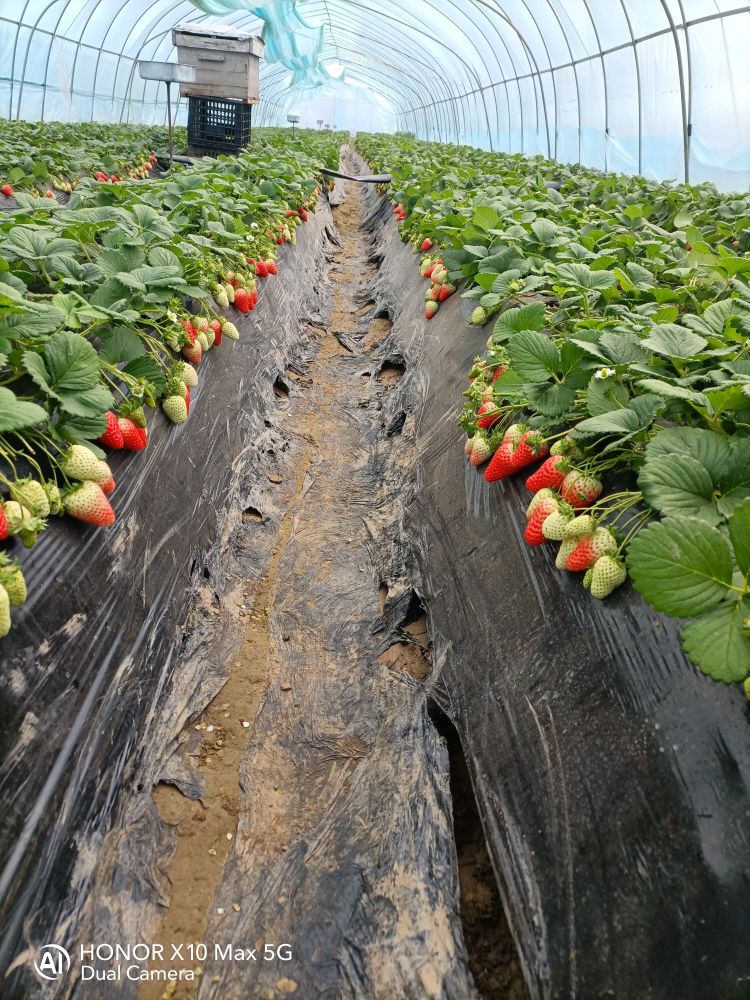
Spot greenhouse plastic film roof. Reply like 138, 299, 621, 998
1, 0, 749, 189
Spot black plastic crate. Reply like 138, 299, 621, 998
187, 97, 252, 152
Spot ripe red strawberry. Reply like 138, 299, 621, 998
512, 432, 549, 472
437, 283, 455, 302
98, 410, 125, 449
423, 265, 435, 279
484, 440, 516, 482
182, 341, 202, 366
524, 496, 559, 545
560, 470, 603, 509
526, 455, 567, 493
477, 400, 500, 430
182, 319, 197, 344
492, 365, 507, 382
265, 259, 278, 275
421, 238, 433, 252
1, 184, 13, 198
185, 386, 191, 414
209, 318, 222, 346
118, 417, 147, 451
285, 209, 298, 218
149, 154, 157, 164
566, 528, 617, 571
234, 287, 250, 313
100, 475, 115, 495
64, 481, 115, 526
0, 505, 8, 541
255, 260, 268, 278
45, 189, 55, 198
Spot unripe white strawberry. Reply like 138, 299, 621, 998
178, 362, 199, 387
0, 585, 10, 637
525, 487, 557, 520
590, 555, 627, 598
541, 507, 573, 541
469, 435, 492, 466
163, 395, 188, 424
9, 479, 50, 518
61, 445, 111, 484
562, 514, 596, 540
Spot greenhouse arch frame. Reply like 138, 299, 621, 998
1, 1, 750, 189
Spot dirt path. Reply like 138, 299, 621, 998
139, 166, 440, 999
138, 157, 522, 1000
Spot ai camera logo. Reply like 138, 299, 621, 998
34, 944, 71, 981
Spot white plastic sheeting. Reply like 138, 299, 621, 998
0, 0, 749, 190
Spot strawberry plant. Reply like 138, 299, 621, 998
0, 124, 343, 636
358, 132, 750, 687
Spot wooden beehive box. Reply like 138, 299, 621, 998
172, 23, 264, 103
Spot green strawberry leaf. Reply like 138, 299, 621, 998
729, 500, 750, 576
0, 387, 47, 432
491, 302, 546, 341
556, 262, 616, 291
98, 326, 146, 365
507, 330, 559, 382
43, 330, 99, 392
638, 453, 719, 524
627, 517, 734, 617
644, 426, 732, 484
57, 384, 114, 418
599, 330, 648, 365
681, 601, 750, 683
530, 218, 559, 245
123, 356, 166, 395
525, 381, 576, 417
641, 324, 708, 360
572, 393, 664, 439
586, 375, 629, 415
636, 378, 707, 405
472, 205, 500, 232
56, 412, 108, 449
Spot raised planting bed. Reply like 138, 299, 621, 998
356, 144, 750, 999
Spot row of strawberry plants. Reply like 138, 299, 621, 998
0, 126, 344, 637
0, 121, 190, 199
358, 133, 750, 688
